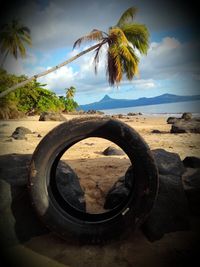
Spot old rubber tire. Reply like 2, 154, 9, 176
28, 117, 158, 243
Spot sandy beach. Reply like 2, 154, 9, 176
1, 114, 200, 267
1, 114, 200, 213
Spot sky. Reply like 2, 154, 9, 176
1, 0, 200, 104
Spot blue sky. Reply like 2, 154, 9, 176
2, 0, 200, 105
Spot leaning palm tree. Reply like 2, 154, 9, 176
0, 7, 149, 98
66, 86, 76, 99
0, 19, 32, 67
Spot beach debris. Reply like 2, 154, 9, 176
11, 126, 32, 140
103, 146, 125, 156
39, 112, 67, 121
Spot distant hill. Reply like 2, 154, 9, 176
79, 93, 200, 111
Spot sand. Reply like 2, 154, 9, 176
1, 114, 200, 266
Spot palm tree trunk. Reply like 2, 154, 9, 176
0, 43, 100, 98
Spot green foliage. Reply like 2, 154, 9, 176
0, 19, 32, 66
0, 69, 65, 119
59, 89, 78, 112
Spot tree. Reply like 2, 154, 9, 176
59, 86, 78, 112
0, 19, 32, 67
66, 86, 76, 99
0, 7, 149, 98
0, 69, 64, 119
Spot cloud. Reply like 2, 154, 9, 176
139, 37, 200, 80
38, 65, 78, 94
2, 0, 198, 52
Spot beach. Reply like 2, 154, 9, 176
1, 114, 200, 266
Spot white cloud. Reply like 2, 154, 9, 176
38, 65, 78, 94
133, 79, 156, 89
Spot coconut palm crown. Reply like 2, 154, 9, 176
0, 19, 32, 66
73, 7, 149, 86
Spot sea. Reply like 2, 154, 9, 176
100, 100, 200, 117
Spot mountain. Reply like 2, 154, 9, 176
79, 93, 200, 111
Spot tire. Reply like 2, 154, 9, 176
28, 117, 158, 243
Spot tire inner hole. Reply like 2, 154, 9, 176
55, 137, 133, 214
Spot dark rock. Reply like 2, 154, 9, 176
183, 156, 200, 168
127, 112, 141, 116
181, 112, 192, 120
0, 154, 32, 186
152, 149, 185, 176
11, 126, 32, 140
37, 134, 42, 138
103, 146, 125, 156
151, 129, 161, 133
104, 149, 190, 241
39, 112, 67, 121
166, 117, 180, 124
104, 184, 130, 210
142, 173, 190, 241
56, 161, 86, 212
182, 168, 200, 215
171, 120, 200, 133
86, 110, 104, 115
0, 154, 85, 245
104, 166, 133, 210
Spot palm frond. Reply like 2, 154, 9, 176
73, 29, 104, 49
121, 24, 149, 54
93, 39, 107, 74
117, 7, 137, 27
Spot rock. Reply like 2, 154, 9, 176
104, 184, 130, 210
37, 134, 42, 138
0, 154, 86, 245
39, 112, 67, 121
183, 156, 200, 168
181, 112, 192, 120
104, 166, 133, 210
127, 112, 142, 116
103, 146, 125, 156
142, 173, 190, 241
56, 161, 86, 212
0, 154, 32, 186
86, 110, 104, 115
166, 117, 180, 124
182, 168, 200, 215
104, 149, 190, 241
152, 149, 185, 176
170, 120, 200, 133
151, 129, 161, 133
0, 180, 19, 246
11, 126, 32, 140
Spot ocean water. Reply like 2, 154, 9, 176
101, 100, 200, 116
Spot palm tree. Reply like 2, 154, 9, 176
66, 86, 76, 99
0, 19, 32, 67
0, 7, 149, 98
